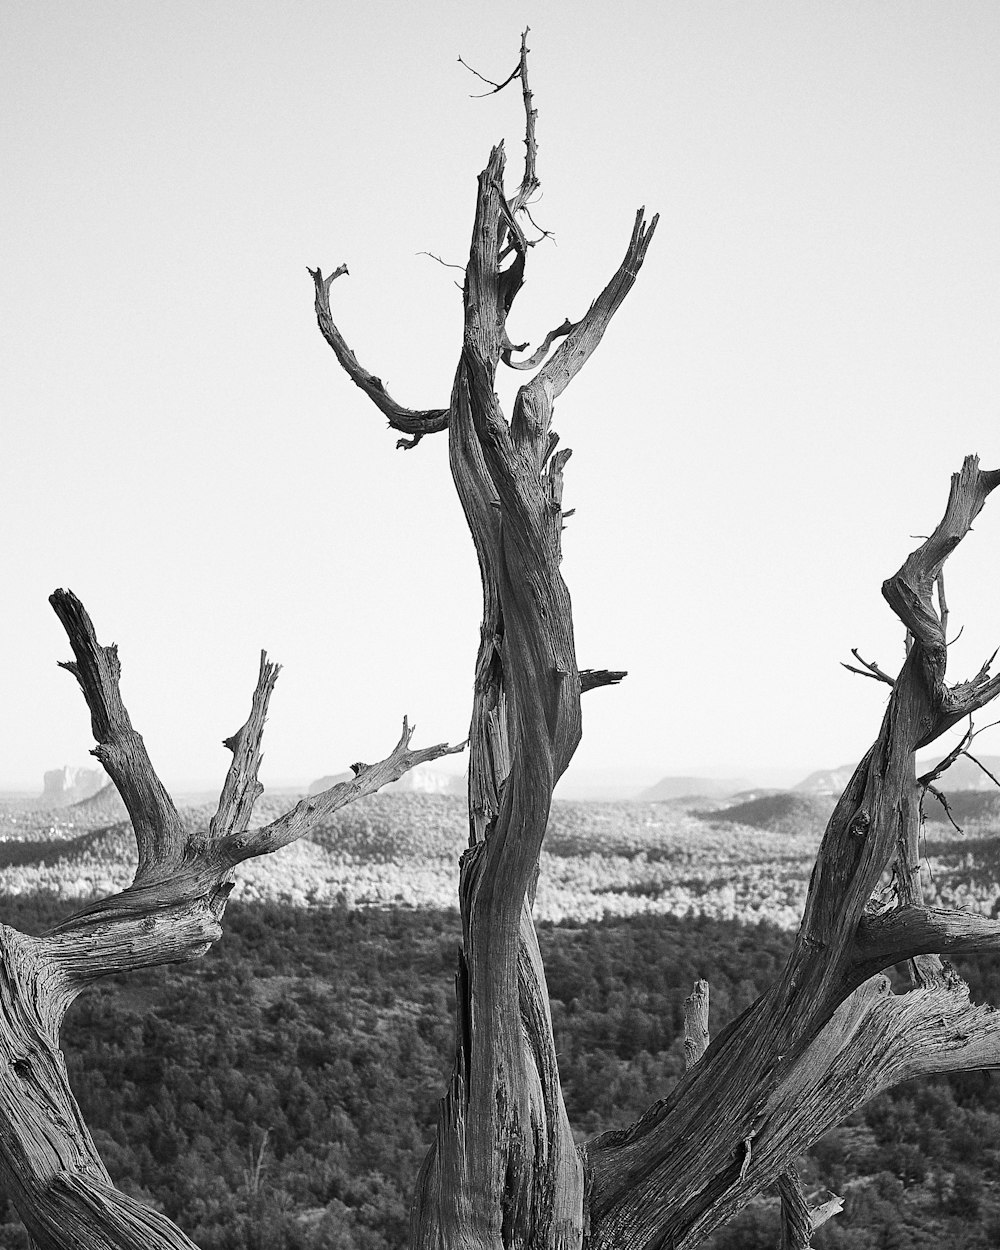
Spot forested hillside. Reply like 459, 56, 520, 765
0, 795, 998, 1247
3, 793, 999, 927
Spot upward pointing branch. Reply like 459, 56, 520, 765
49, 589, 183, 881
507, 29, 540, 217
210, 650, 281, 844
535, 208, 658, 402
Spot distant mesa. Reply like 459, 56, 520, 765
793, 765, 856, 796
70, 783, 129, 822
917, 753, 1000, 792
41, 765, 108, 808
308, 764, 466, 798
794, 754, 1000, 798
639, 776, 750, 802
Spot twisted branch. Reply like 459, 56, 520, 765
309, 265, 449, 448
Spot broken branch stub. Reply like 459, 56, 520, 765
683, 980, 710, 1069
49, 589, 184, 882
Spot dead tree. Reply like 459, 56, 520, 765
0, 593, 459, 1249
311, 33, 1000, 1250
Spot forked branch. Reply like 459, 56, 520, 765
797, 458, 1000, 971
840, 647, 895, 687
46, 592, 459, 938
218, 720, 464, 866
534, 208, 658, 402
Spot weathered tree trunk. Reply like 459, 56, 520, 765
3, 31, 999, 1250
311, 31, 1000, 1250
0, 595, 458, 1249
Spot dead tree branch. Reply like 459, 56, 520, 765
584, 458, 1000, 1249
307, 31, 1000, 1250
0, 593, 456, 1250
840, 647, 895, 687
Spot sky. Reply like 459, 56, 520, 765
3, 1, 1000, 797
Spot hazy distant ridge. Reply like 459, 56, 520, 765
308, 764, 466, 798
795, 755, 1000, 796
639, 776, 749, 802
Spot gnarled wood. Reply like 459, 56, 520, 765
0, 593, 457, 1249
5, 31, 998, 1250
309, 264, 449, 450
311, 32, 1000, 1250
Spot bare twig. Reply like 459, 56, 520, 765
460, 32, 543, 228
521, 203, 554, 244
918, 720, 974, 789
418, 251, 467, 274
457, 54, 521, 97
923, 783, 963, 834
841, 647, 895, 687
963, 751, 1000, 790
508, 30, 540, 216
219, 719, 465, 865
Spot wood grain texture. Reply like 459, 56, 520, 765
0, 603, 457, 1249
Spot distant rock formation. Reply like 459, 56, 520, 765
639, 775, 749, 802
386, 765, 466, 796
793, 765, 855, 797
307, 766, 466, 797
796, 754, 1000, 797
41, 765, 108, 808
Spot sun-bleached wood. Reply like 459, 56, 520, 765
0, 591, 458, 1249
312, 32, 1000, 1250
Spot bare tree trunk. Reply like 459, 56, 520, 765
311, 31, 1000, 1250
0, 595, 458, 1249
5, 29, 998, 1250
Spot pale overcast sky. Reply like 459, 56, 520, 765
3, 1, 999, 794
